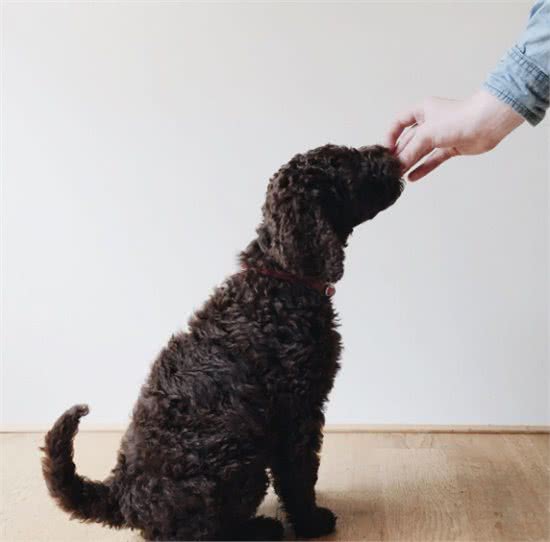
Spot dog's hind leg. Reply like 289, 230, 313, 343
141, 514, 221, 542
141, 515, 221, 541
128, 476, 222, 541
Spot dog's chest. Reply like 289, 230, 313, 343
266, 304, 342, 401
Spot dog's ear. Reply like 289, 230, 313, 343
262, 168, 345, 282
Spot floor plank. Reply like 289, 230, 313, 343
1, 432, 548, 541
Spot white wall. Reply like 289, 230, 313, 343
2, 1, 548, 428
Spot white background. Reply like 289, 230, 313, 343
2, 1, 548, 428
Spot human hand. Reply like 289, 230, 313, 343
385, 89, 524, 181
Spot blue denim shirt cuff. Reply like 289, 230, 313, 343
484, 45, 549, 126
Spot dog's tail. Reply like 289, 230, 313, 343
41, 405, 125, 528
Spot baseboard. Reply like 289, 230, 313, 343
325, 424, 550, 434
1, 423, 549, 434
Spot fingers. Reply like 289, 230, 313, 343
395, 124, 417, 155
386, 98, 461, 180
385, 109, 419, 150
397, 126, 435, 173
408, 147, 458, 182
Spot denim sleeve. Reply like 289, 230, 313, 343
483, 0, 550, 125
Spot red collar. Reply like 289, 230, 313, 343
241, 264, 336, 297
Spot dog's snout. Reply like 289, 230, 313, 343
358, 145, 402, 180
344, 144, 404, 226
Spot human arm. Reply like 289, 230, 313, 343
385, 1, 549, 181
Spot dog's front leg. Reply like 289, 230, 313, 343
271, 410, 336, 538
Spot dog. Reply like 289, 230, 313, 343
42, 144, 403, 541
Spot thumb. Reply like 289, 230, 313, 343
408, 147, 458, 181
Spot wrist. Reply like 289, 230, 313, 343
470, 89, 524, 147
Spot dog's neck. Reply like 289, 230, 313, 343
238, 237, 336, 298
238, 237, 281, 272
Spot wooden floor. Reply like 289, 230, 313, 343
1, 431, 549, 541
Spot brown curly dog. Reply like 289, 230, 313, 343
42, 144, 403, 541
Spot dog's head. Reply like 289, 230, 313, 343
258, 144, 403, 283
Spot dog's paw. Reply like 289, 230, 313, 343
233, 516, 284, 541
294, 506, 337, 539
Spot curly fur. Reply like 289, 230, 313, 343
42, 144, 403, 541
